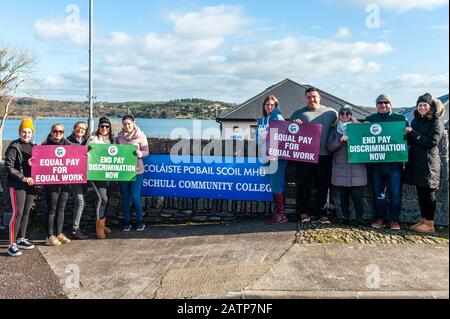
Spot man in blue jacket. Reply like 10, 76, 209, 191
366, 94, 408, 231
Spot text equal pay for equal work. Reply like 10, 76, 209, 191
32, 145, 88, 185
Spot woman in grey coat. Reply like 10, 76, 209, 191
327, 106, 367, 225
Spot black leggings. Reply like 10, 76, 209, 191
9, 188, 35, 245
45, 186, 69, 238
416, 186, 437, 221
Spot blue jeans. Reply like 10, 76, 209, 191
268, 160, 288, 194
120, 174, 144, 223
371, 163, 403, 222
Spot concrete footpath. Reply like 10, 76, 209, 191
32, 220, 449, 299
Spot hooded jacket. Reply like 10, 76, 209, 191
256, 107, 284, 163
404, 100, 445, 189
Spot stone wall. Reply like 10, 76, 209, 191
0, 134, 448, 228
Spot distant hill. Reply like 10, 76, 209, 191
1, 97, 237, 120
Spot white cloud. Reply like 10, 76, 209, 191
350, 0, 448, 12
34, 17, 89, 46
31, 5, 395, 103
168, 5, 248, 38
335, 27, 352, 38
387, 73, 449, 89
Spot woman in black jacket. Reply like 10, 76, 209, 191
66, 121, 89, 240
43, 123, 72, 246
405, 94, 445, 233
5, 119, 37, 257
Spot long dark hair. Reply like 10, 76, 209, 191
262, 95, 279, 116
95, 119, 114, 143
414, 100, 438, 121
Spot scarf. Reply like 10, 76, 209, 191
121, 125, 141, 141
336, 120, 350, 136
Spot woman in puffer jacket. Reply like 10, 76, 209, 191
327, 105, 367, 226
405, 94, 445, 233
117, 115, 149, 232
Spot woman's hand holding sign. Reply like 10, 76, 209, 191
22, 177, 34, 186
135, 149, 143, 158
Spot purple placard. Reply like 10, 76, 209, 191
32, 145, 88, 185
266, 121, 322, 163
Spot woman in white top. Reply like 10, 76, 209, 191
87, 117, 114, 239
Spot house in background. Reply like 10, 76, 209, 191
216, 78, 370, 140
401, 94, 449, 129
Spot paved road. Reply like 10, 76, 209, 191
1, 221, 448, 299
0, 241, 66, 299
38, 221, 449, 299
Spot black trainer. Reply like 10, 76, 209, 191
8, 244, 23, 257
136, 223, 146, 232
72, 228, 89, 240
17, 239, 35, 250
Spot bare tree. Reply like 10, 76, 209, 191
0, 46, 35, 157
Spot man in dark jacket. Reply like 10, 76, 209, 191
366, 95, 407, 231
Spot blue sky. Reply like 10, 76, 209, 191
1, 0, 449, 107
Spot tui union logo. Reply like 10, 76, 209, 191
108, 146, 119, 156
55, 147, 66, 158
370, 124, 383, 136
288, 123, 300, 134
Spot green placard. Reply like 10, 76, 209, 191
347, 122, 408, 163
87, 144, 138, 181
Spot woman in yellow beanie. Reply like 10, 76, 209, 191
4, 118, 37, 257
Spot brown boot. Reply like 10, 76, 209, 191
409, 218, 426, 231
414, 219, 435, 234
267, 193, 288, 225
96, 219, 106, 239
103, 218, 112, 234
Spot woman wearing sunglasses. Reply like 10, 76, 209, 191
87, 117, 114, 239
42, 123, 72, 246
117, 115, 149, 232
327, 105, 367, 226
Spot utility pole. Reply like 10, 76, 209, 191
88, 0, 95, 134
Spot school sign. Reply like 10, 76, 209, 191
347, 122, 408, 163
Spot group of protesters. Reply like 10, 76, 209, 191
258, 88, 445, 235
5, 115, 149, 257
4, 89, 446, 257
